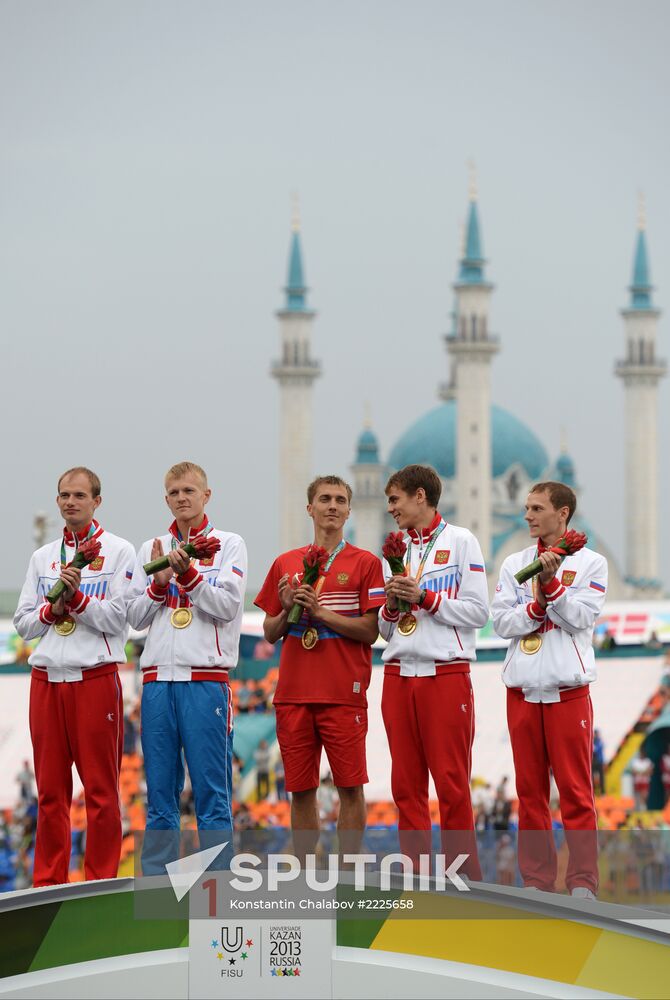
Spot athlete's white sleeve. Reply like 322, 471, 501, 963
126, 543, 166, 631
178, 535, 248, 623
544, 554, 608, 634
69, 542, 136, 635
13, 553, 50, 641
491, 558, 540, 639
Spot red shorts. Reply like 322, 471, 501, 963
274, 703, 368, 792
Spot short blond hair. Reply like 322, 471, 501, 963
58, 467, 101, 498
165, 462, 208, 489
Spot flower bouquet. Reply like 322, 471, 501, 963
287, 545, 328, 625
514, 529, 588, 584
143, 534, 221, 576
382, 531, 410, 613
46, 538, 102, 604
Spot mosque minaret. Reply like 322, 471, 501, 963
615, 196, 666, 597
272, 203, 321, 552
446, 169, 499, 561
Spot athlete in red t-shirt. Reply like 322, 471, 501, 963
255, 475, 385, 855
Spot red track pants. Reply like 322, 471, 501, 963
507, 685, 598, 893
29, 666, 123, 887
382, 669, 481, 880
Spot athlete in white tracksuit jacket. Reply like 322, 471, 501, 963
491, 482, 607, 897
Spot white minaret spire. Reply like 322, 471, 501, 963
272, 200, 321, 551
350, 406, 388, 554
445, 167, 499, 560
615, 196, 666, 596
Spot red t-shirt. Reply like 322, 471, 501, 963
254, 543, 385, 707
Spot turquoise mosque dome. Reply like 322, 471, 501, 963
388, 401, 549, 480
355, 427, 380, 464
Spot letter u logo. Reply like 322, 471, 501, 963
221, 925, 243, 953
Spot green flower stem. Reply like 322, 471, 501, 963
287, 566, 321, 625
143, 542, 199, 577
47, 551, 98, 605
386, 556, 410, 614
514, 540, 569, 585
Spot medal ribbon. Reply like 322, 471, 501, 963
305, 540, 346, 622
60, 521, 97, 569
404, 520, 447, 586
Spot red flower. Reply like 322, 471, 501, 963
78, 538, 102, 564
562, 530, 587, 555
191, 535, 222, 560
304, 545, 328, 570
286, 545, 329, 625
516, 530, 589, 585
382, 531, 409, 612
382, 532, 407, 560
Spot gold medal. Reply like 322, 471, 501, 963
54, 615, 76, 636
301, 626, 319, 650
171, 607, 193, 629
397, 612, 418, 636
520, 632, 542, 655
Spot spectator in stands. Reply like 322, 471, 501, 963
601, 630, 617, 651
255, 475, 385, 859
471, 779, 494, 831
15, 761, 35, 802
661, 743, 670, 806
317, 773, 339, 824
496, 833, 516, 886
123, 702, 140, 756
496, 775, 510, 800
232, 751, 244, 796
491, 787, 512, 831
659, 657, 670, 703
631, 748, 654, 811
645, 631, 663, 652
253, 639, 275, 661
234, 802, 254, 832
254, 739, 272, 800
592, 730, 606, 795
237, 680, 252, 714
253, 683, 268, 713
275, 757, 287, 801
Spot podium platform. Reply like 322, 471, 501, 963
0, 877, 668, 998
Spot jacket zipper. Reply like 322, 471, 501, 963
571, 637, 586, 673
102, 632, 111, 657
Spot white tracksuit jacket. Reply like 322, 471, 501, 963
378, 520, 490, 675
126, 523, 247, 682
13, 524, 136, 681
491, 544, 607, 703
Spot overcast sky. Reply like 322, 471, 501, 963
1, 0, 669, 593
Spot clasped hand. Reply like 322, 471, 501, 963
51, 565, 82, 616
537, 550, 562, 585
151, 539, 192, 587
277, 574, 323, 618
384, 575, 421, 610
